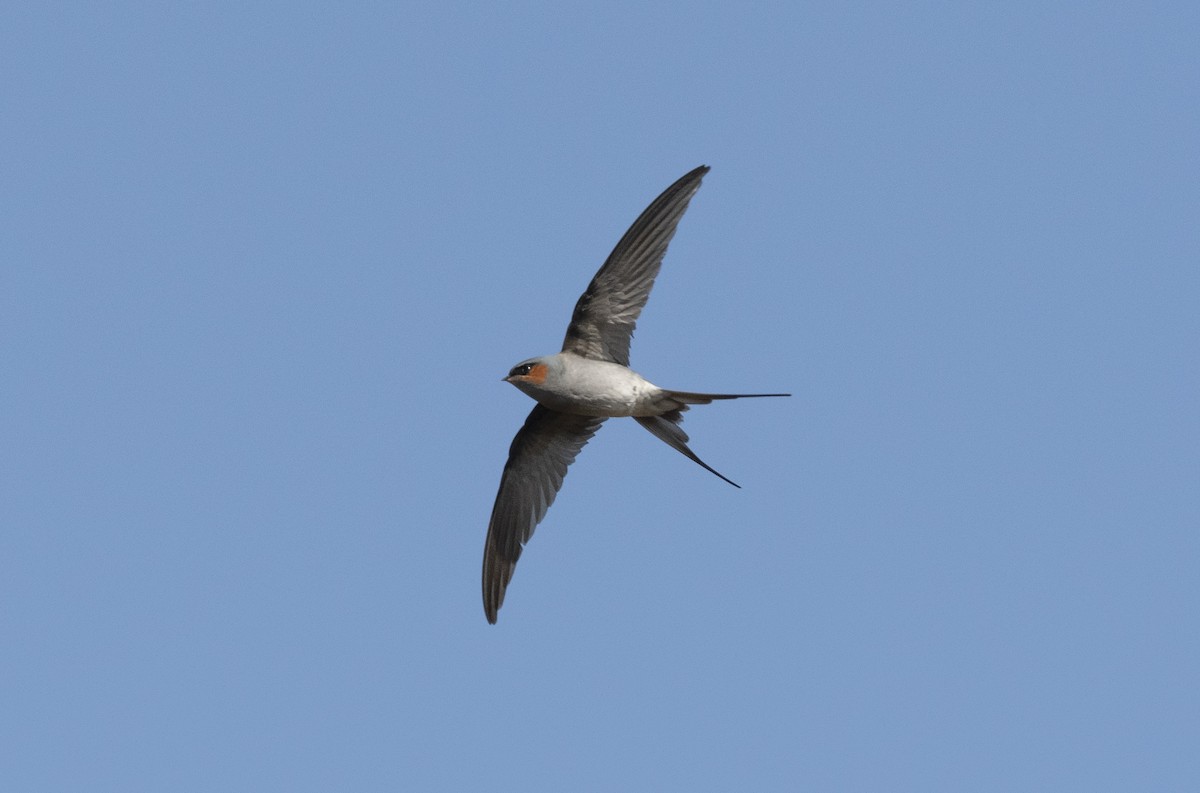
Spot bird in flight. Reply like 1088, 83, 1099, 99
483, 165, 788, 623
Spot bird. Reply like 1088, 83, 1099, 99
482, 165, 789, 623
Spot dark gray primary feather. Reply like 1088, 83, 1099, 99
482, 405, 605, 623
561, 165, 710, 366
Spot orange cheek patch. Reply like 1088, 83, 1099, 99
526, 363, 548, 385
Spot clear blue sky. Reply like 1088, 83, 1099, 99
3, 3, 1197, 791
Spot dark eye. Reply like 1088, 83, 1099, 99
509, 363, 533, 377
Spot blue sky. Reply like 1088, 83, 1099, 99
3, 3, 1197, 791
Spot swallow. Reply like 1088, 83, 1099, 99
483, 165, 789, 623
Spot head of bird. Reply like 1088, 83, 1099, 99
504, 356, 552, 394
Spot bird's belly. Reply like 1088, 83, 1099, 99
541, 367, 660, 417
534, 385, 650, 417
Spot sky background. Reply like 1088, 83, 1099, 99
3, 3, 1198, 791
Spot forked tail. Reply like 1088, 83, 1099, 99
636, 391, 789, 487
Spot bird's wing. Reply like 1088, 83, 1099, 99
482, 404, 605, 623
561, 165, 709, 365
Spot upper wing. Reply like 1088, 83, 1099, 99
482, 404, 605, 623
561, 165, 709, 365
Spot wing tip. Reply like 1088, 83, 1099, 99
681, 164, 711, 187
483, 577, 505, 624
482, 557, 509, 624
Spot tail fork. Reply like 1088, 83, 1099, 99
636, 391, 789, 487
634, 413, 741, 488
